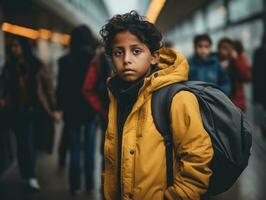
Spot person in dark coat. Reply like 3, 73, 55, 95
0, 36, 59, 190
82, 45, 112, 180
253, 34, 266, 134
253, 34, 266, 109
189, 34, 231, 94
56, 25, 98, 195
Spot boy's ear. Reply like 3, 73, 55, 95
150, 51, 159, 65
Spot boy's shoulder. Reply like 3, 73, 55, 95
58, 53, 71, 64
171, 90, 198, 108
209, 52, 219, 62
206, 53, 223, 69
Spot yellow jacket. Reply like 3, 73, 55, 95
103, 48, 213, 200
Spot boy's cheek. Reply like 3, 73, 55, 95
196, 48, 203, 56
114, 65, 122, 73
112, 61, 122, 72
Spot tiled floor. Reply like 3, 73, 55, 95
0, 124, 102, 200
210, 123, 266, 200
0, 109, 266, 200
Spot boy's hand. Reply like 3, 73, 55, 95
0, 99, 6, 109
230, 49, 238, 59
52, 111, 62, 124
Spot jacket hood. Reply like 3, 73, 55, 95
108, 47, 189, 96
150, 47, 189, 92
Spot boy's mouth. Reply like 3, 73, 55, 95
123, 68, 134, 71
122, 68, 135, 74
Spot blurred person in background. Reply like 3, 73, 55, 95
0, 35, 59, 191
218, 38, 252, 111
82, 44, 112, 164
164, 40, 174, 48
56, 25, 98, 195
253, 33, 266, 134
189, 34, 231, 94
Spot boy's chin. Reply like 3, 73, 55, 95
121, 76, 139, 82
198, 54, 209, 59
122, 78, 138, 82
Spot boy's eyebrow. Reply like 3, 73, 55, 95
130, 44, 143, 48
112, 43, 144, 49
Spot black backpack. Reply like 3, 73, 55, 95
151, 81, 252, 195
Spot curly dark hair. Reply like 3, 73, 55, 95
218, 37, 234, 49
194, 34, 212, 47
70, 25, 98, 51
99, 10, 162, 56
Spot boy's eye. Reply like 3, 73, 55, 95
132, 48, 142, 55
113, 50, 124, 56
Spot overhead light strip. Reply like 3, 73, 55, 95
1, 22, 70, 45
146, 0, 166, 24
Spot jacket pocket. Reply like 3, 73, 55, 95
104, 131, 116, 165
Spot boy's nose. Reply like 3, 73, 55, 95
123, 53, 132, 65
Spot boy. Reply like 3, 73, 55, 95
100, 11, 213, 200
189, 34, 231, 95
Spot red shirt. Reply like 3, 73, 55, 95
230, 54, 252, 111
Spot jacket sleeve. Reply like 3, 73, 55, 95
82, 59, 107, 119
164, 91, 213, 200
0, 66, 7, 99
56, 59, 65, 111
37, 64, 57, 114
252, 49, 263, 103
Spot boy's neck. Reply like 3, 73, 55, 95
121, 64, 158, 88
196, 54, 209, 60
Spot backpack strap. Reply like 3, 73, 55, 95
151, 82, 188, 187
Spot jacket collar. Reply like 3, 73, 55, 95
191, 53, 218, 65
108, 65, 159, 103
108, 48, 189, 99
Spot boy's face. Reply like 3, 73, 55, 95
111, 31, 159, 82
218, 42, 233, 60
11, 39, 23, 57
195, 40, 211, 59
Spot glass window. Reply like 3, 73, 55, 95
174, 23, 187, 39
225, 19, 264, 56
173, 39, 193, 57
206, 0, 227, 30
193, 11, 206, 34
229, 0, 263, 22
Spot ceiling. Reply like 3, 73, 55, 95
155, 0, 210, 33
3, 0, 73, 33
102, 0, 140, 16
2, 0, 110, 34
2, 0, 212, 34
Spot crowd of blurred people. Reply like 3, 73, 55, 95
0, 25, 112, 195
0, 36, 59, 191
188, 33, 252, 112
56, 25, 111, 195
188, 32, 266, 135
0, 23, 265, 197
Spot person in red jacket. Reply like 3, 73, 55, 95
218, 38, 252, 111
82, 45, 112, 164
